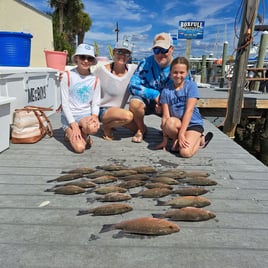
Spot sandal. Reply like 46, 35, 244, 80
201, 132, 213, 148
102, 134, 114, 141
85, 135, 93, 149
64, 133, 69, 142
131, 132, 143, 143
102, 130, 114, 141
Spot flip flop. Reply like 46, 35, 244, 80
85, 135, 93, 149
202, 132, 213, 148
101, 130, 114, 141
102, 134, 114, 141
131, 132, 143, 143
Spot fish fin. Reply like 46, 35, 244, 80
151, 213, 164, 218
130, 193, 138, 198
77, 209, 91, 216
99, 224, 115, 233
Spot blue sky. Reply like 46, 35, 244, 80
22, 0, 267, 59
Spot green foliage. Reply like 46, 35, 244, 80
49, 0, 92, 63
107, 45, 113, 59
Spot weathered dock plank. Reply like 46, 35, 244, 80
0, 112, 267, 268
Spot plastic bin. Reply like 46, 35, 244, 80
0, 31, 33, 67
44, 50, 68, 71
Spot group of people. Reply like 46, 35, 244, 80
60, 32, 213, 156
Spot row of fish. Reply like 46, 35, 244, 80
45, 164, 218, 236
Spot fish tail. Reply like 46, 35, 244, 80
99, 224, 115, 233
46, 179, 56, 183
152, 213, 164, 219
156, 200, 166, 206
44, 188, 54, 192
77, 209, 90, 216
86, 189, 94, 194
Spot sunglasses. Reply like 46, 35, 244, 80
153, 47, 170, 55
78, 55, 95, 61
115, 50, 131, 57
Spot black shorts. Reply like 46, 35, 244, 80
187, 125, 204, 133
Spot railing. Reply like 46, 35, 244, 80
246, 67, 268, 93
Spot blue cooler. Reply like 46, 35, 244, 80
0, 31, 33, 67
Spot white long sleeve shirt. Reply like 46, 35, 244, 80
60, 68, 100, 124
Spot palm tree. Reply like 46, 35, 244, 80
49, 0, 92, 61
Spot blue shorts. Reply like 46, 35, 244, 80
61, 112, 92, 131
98, 107, 109, 122
129, 95, 159, 116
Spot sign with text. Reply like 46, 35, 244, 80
178, 21, 205, 39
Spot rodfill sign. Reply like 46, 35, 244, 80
178, 21, 205, 39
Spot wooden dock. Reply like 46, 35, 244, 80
0, 111, 267, 268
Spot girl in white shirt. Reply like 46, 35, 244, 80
61, 44, 100, 153
94, 40, 137, 140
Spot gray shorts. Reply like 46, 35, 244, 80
129, 95, 159, 116
61, 112, 91, 131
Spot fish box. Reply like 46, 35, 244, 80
0, 67, 61, 119
0, 96, 15, 152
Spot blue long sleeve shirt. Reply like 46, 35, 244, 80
128, 55, 172, 100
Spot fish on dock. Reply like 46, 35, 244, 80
77, 203, 133, 216
87, 192, 132, 203
117, 179, 146, 189
93, 186, 127, 195
152, 207, 216, 221
173, 187, 208, 196
85, 170, 114, 178
184, 171, 210, 178
150, 176, 179, 185
144, 182, 173, 190
45, 185, 86, 195
47, 173, 82, 183
132, 188, 173, 198
59, 179, 96, 188
61, 167, 96, 175
132, 165, 157, 174
182, 177, 217, 186
156, 196, 211, 208
157, 169, 186, 179
99, 217, 180, 235
91, 175, 118, 184
96, 164, 128, 171
119, 174, 151, 181
111, 169, 138, 177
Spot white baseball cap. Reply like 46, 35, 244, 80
72, 43, 97, 64
114, 40, 132, 53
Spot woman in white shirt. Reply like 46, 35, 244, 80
61, 44, 100, 153
94, 40, 137, 140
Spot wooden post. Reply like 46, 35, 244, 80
201, 55, 206, 83
185, 39, 192, 60
253, 32, 268, 91
207, 54, 213, 83
219, 41, 228, 88
223, 0, 260, 137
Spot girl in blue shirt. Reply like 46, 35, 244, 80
154, 56, 212, 157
